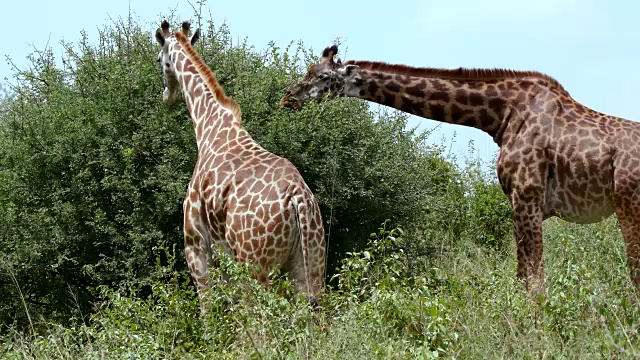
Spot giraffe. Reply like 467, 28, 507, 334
280, 45, 640, 293
154, 21, 326, 313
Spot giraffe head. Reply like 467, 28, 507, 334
154, 21, 201, 105
279, 45, 361, 110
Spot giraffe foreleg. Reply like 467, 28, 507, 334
511, 190, 545, 293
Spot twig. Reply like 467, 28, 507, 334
235, 317, 264, 360
5, 264, 35, 336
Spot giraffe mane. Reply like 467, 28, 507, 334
174, 31, 242, 123
343, 60, 570, 96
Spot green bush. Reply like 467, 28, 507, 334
0, 226, 456, 359
461, 152, 513, 251
0, 16, 473, 329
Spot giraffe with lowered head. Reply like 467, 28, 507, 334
280, 45, 640, 293
155, 21, 326, 313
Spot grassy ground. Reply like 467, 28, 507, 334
2, 216, 639, 359
441, 216, 639, 359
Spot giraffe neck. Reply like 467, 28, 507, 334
344, 67, 524, 145
171, 47, 249, 152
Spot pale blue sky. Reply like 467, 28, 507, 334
3, 0, 640, 166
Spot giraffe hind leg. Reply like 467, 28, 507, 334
285, 233, 323, 311
288, 202, 325, 311
183, 197, 215, 315
184, 241, 211, 316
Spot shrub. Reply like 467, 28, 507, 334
0, 16, 462, 328
461, 151, 512, 251
1, 225, 457, 359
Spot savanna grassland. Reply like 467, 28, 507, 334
1, 14, 639, 359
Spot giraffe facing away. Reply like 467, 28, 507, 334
154, 21, 326, 313
280, 45, 640, 293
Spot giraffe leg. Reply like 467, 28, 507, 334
184, 239, 211, 316
287, 244, 311, 293
183, 196, 213, 316
613, 182, 640, 287
616, 214, 640, 287
304, 261, 325, 311
288, 200, 325, 311
511, 191, 545, 292
287, 238, 323, 310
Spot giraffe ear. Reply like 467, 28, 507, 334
181, 21, 191, 35
160, 20, 171, 38
191, 28, 201, 45
155, 28, 165, 46
320, 45, 338, 64
339, 64, 359, 77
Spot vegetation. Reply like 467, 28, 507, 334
1, 14, 638, 359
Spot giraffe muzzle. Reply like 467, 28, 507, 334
279, 95, 302, 110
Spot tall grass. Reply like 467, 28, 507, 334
2, 216, 639, 359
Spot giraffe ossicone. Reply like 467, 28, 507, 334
155, 21, 326, 314
281, 44, 640, 293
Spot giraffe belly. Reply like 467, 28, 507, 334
543, 163, 615, 224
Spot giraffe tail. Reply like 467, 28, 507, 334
292, 192, 324, 310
